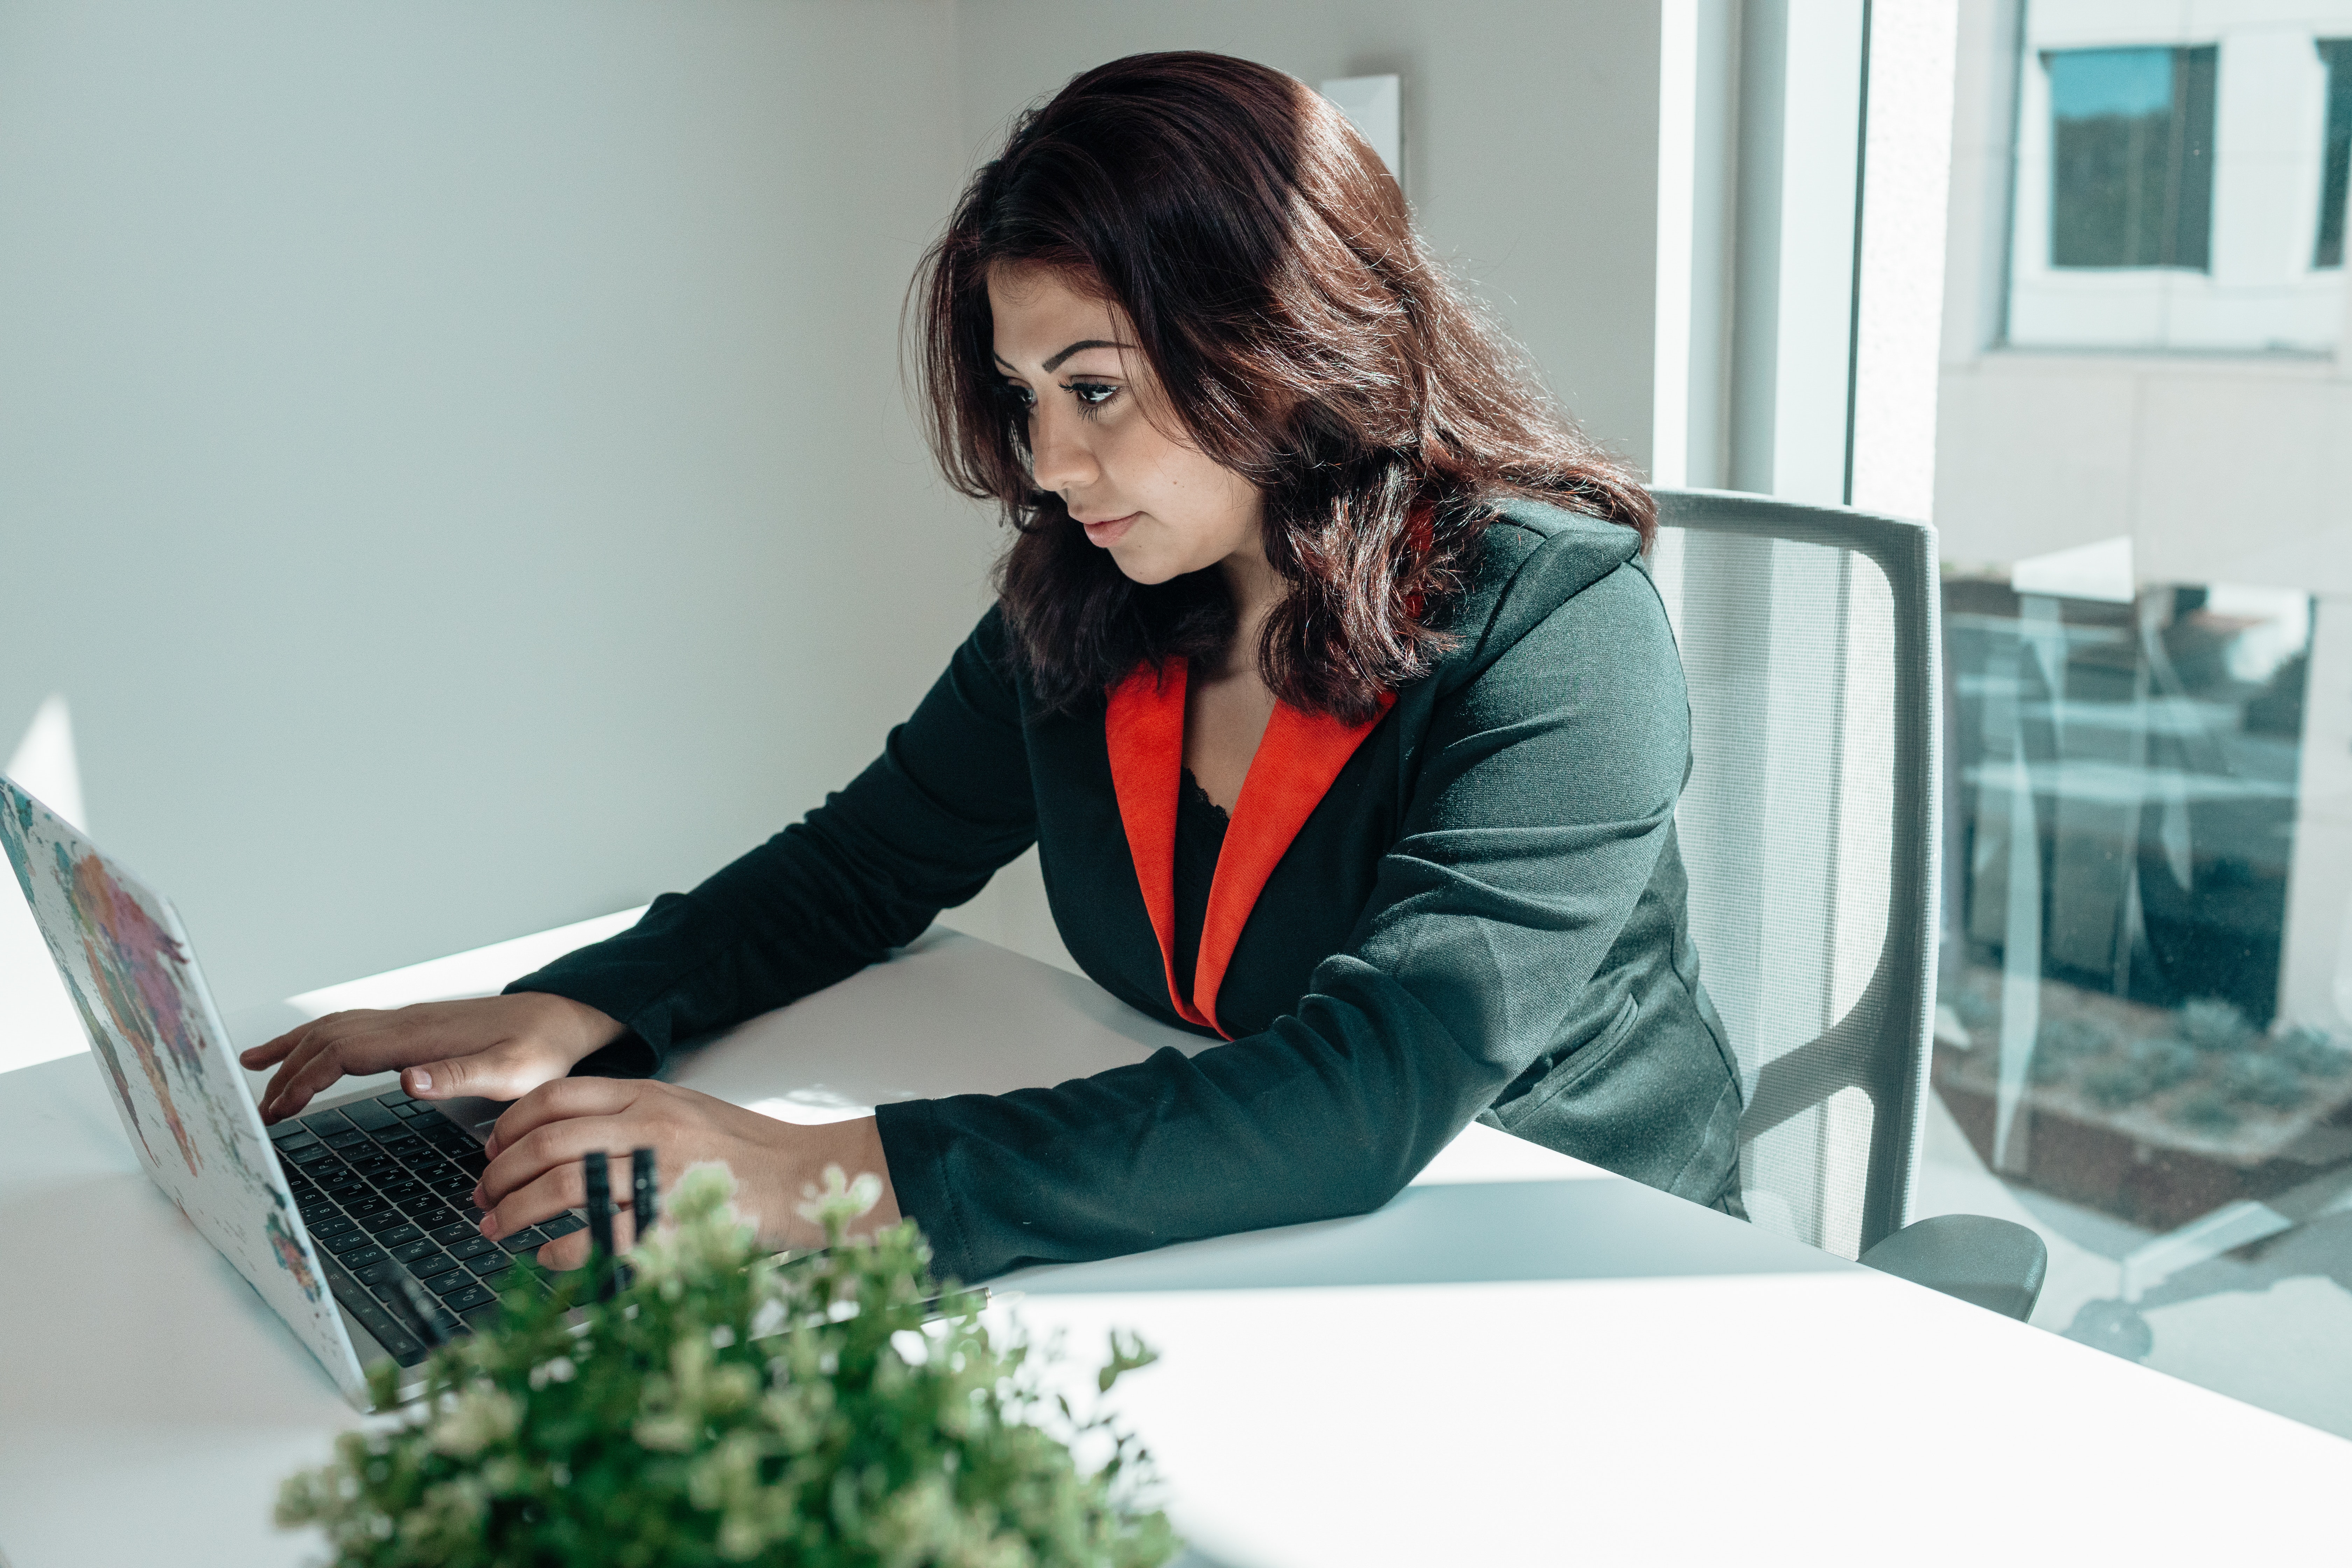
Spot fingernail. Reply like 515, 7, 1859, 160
470, 1185, 484, 1208
479, 1213, 499, 1238
410, 1069, 432, 1093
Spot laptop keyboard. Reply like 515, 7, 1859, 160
265, 1088, 585, 1366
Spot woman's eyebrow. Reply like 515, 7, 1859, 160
994, 340, 1134, 374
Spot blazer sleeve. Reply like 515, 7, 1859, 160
875, 552, 1694, 1283
503, 609, 1038, 1076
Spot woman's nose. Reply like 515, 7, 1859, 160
1028, 406, 1098, 493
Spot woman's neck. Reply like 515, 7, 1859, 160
1215, 544, 1281, 679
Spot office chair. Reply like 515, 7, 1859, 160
1647, 487, 2046, 1322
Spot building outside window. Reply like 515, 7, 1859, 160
2319, 38, 2352, 267
2046, 46, 2216, 272
1930, 0, 2352, 1440
2006, 7, 2347, 351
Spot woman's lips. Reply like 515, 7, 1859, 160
1078, 512, 1139, 547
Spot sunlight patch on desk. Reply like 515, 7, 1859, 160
284, 906, 649, 1018
744, 1090, 886, 1126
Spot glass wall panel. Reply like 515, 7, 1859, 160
1930, 0, 2352, 1440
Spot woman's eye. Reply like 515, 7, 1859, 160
999, 381, 1036, 411
1064, 380, 1120, 411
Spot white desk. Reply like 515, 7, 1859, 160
2, 929, 2345, 1567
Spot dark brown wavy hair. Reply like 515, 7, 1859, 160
913, 51, 1653, 723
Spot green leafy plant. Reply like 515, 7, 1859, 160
2080, 1060, 2153, 1108
2030, 1016, 2110, 1084
278, 1167, 1178, 1568
2274, 1025, 2351, 1079
2126, 1037, 2200, 1093
2218, 1052, 2306, 1111
2179, 997, 2255, 1054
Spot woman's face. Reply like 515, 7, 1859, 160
988, 264, 1263, 586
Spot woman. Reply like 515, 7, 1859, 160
245, 52, 1743, 1283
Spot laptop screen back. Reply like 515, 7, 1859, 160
0, 775, 364, 1401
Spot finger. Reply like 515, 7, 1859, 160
262, 1018, 420, 1121
537, 1229, 592, 1272
484, 1077, 646, 1161
266, 1004, 505, 1120
482, 1160, 636, 1245
402, 1035, 563, 1104
259, 1016, 352, 1120
532, 1202, 642, 1273
478, 1107, 643, 1212
239, 1023, 310, 1070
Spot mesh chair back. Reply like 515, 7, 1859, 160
1646, 489, 1941, 1259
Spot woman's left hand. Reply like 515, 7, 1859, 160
471, 1078, 899, 1270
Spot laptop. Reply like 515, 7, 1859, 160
0, 773, 584, 1409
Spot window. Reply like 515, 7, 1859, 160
2046, 46, 2217, 271
2319, 40, 2352, 267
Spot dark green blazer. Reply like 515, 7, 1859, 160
509, 500, 1743, 1282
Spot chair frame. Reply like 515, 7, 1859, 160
1652, 487, 1943, 1255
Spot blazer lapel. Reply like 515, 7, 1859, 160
1105, 660, 1214, 1031
1193, 690, 1395, 1036
1108, 659, 1394, 1040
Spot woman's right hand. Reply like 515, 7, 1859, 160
240, 993, 628, 1125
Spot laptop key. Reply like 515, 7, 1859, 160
540, 1213, 586, 1239
438, 1281, 495, 1312
373, 1221, 423, 1247
352, 1257, 408, 1289
342, 1100, 401, 1132
320, 1227, 374, 1255
389, 1236, 441, 1265
320, 1251, 425, 1367
413, 1249, 464, 1282
460, 1303, 502, 1334
376, 1090, 413, 1108
446, 1233, 499, 1261
499, 1228, 548, 1254
461, 1250, 510, 1278
288, 1143, 340, 1164
300, 1108, 356, 1134
308, 1212, 357, 1240
340, 1245, 389, 1271
357, 1208, 411, 1235
429, 1269, 489, 1301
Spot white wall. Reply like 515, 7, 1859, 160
0, 0, 990, 1020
